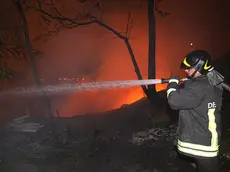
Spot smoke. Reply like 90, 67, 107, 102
35, 22, 145, 116
37, 28, 105, 80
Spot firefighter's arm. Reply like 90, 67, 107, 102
167, 77, 204, 110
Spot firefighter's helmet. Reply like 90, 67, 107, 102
180, 50, 214, 75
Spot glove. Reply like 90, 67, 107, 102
168, 76, 181, 84
167, 76, 180, 96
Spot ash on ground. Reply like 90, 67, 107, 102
130, 124, 177, 146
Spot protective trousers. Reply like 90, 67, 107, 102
196, 156, 219, 172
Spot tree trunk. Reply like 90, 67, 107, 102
13, 0, 53, 119
148, 0, 157, 102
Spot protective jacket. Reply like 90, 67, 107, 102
167, 75, 223, 158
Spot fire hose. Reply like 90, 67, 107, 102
161, 78, 188, 84
220, 82, 230, 92
161, 69, 230, 93
161, 78, 230, 92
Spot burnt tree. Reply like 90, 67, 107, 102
148, 0, 169, 102
13, 0, 53, 119
148, 0, 156, 100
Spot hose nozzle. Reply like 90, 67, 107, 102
161, 78, 188, 84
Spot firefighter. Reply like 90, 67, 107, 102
167, 50, 223, 172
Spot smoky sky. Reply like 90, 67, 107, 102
2, 0, 230, 80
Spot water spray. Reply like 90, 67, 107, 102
0, 78, 187, 97
0, 71, 229, 97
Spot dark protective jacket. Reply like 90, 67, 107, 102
167, 75, 223, 158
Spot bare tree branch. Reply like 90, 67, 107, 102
0, 40, 27, 79
125, 13, 133, 39
0, 0, 42, 79
29, 0, 148, 95
125, 13, 131, 38
155, 0, 170, 17
128, 16, 133, 39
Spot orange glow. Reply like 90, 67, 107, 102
57, 87, 145, 117
123, 87, 145, 105
156, 84, 167, 92
22, 0, 229, 118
